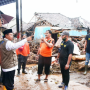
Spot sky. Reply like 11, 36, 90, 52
0, 0, 90, 23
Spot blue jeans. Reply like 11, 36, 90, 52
85, 53, 90, 65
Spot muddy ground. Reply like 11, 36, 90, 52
0, 64, 90, 90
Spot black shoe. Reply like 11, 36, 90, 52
17, 69, 20, 76
44, 79, 48, 82
22, 70, 27, 74
58, 82, 65, 88
35, 79, 41, 82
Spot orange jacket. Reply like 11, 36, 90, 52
16, 42, 30, 56
40, 38, 54, 57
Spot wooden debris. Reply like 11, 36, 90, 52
78, 61, 90, 70
52, 47, 58, 55
72, 55, 86, 61
54, 36, 62, 48
27, 60, 38, 64
52, 53, 58, 57
27, 52, 38, 64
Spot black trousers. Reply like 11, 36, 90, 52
60, 64, 69, 86
38, 55, 51, 75
18, 55, 27, 72
2, 70, 15, 90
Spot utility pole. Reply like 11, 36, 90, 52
20, 0, 22, 40
16, 0, 19, 41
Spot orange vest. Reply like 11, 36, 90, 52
16, 42, 30, 56
40, 38, 54, 57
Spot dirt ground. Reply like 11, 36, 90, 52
0, 64, 90, 90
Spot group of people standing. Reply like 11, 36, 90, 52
0, 28, 89, 90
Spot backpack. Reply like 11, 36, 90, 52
18, 45, 24, 52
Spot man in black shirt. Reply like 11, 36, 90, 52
83, 33, 90, 75
57, 30, 74, 90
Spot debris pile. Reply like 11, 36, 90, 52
27, 52, 38, 64
50, 63, 60, 74
71, 37, 85, 55
29, 42, 40, 54
50, 60, 79, 74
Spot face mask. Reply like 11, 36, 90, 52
62, 37, 66, 41
23, 38, 25, 39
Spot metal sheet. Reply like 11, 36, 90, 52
69, 30, 87, 36
34, 27, 51, 40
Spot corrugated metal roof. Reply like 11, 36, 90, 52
36, 13, 90, 29
69, 17, 90, 29
35, 13, 74, 29
0, 0, 16, 6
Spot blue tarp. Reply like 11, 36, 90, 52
69, 30, 87, 36
34, 27, 50, 40
0, 0, 16, 6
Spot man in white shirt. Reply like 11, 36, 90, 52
0, 29, 32, 90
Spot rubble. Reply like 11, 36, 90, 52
50, 60, 79, 74
29, 42, 40, 54
72, 55, 86, 61
27, 52, 38, 64
78, 61, 90, 70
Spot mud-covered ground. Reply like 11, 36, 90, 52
16, 64, 90, 90
26, 64, 90, 88
0, 64, 90, 90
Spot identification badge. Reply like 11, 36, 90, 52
88, 38, 90, 40
61, 43, 63, 45
64, 45, 66, 47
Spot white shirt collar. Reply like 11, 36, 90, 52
4, 38, 10, 41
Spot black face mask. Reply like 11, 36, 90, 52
62, 37, 66, 41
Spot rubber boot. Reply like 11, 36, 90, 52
83, 65, 88, 75
22, 69, 27, 74
3, 85, 14, 90
17, 70, 20, 76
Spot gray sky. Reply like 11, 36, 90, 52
0, 0, 90, 23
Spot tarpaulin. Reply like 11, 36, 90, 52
0, 0, 16, 6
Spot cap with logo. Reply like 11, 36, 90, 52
61, 30, 69, 36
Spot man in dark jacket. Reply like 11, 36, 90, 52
57, 31, 74, 90
83, 32, 90, 75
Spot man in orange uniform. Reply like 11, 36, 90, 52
16, 34, 30, 76
36, 30, 54, 82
